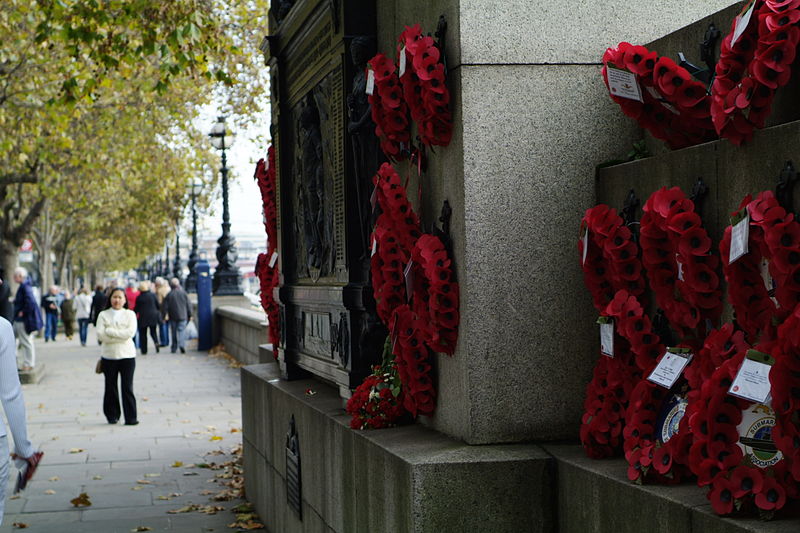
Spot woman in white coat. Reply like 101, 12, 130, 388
95, 288, 138, 425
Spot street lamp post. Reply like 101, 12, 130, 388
163, 239, 171, 278
208, 116, 243, 295
173, 220, 182, 283
185, 179, 203, 293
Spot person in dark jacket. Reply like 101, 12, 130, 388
12, 267, 42, 371
162, 278, 192, 354
0, 269, 12, 322
134, 281, 160, 355
41, 286, 61, 342
90, 284, 109, 345
60, 289, 76, 340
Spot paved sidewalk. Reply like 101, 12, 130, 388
0, 331, 252, 532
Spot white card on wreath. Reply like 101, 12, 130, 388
600, 321, 614, 358
371, 237, 377, 257
269, 251, 279, 268
647, 350, 692, 389
399, 46, 407, 77
366, 69, 375, 95
732, 0, 757, 46
729, 354, 772, 404
606, 67, 643, 102
729, 212, 750, 264
581, 227, 589, 266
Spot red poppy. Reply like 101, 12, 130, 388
708, 476, 736, 515
652, 445, 674, 474
666, 211, 702, 234
622, 44, 658, 76
766, 0, 800, 9
761, 10, 800, 32
654, 57, 692, 96
754, 476, 787, 511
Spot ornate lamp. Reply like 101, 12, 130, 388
208, 116, 243, 295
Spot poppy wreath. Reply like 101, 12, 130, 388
410, 234, 459, 355
687, 341, 798, 518
346, 338, 408, 429
640, 187, 722, 338
719, 191, 800, 341
601, 42, 716, 149
397, 24, 453, 147
363, 162, 460, 423
711, 0, 800, 145
391, 304, 436, 417
580, 290, 662, 459
624, 325, 747, 484
771, 306, 800, 483
579, 204, 646, 313
368, 53, 411, 160
254, 146, 281, 358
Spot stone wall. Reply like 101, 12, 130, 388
377, 0, 739, 445
216, 306, 272, 366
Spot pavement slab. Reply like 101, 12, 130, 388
0, 330, 258, 532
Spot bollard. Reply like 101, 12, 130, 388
195, 258, 213, 351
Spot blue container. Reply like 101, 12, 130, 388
195, 258, 212, 351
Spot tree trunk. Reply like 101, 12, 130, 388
1, 241, 19, 294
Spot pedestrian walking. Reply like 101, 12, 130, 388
0, 269, 12, 323
134, 281, 160, 355
41, 286, 61, 342
154, 277, 170, 347
162, 278, 191, 354
75, 288, 92, 346
95, 288, 138, 426
124, 281, 141, 348
60, 289, 76, 340
12, 268, 42, 372
90, 284, 108, 345
0, 316, 42, 524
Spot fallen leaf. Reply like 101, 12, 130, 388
210, 436, 223, 442
206, 426, 217, 431
171, 461, 184, 468
142, 397, 149, 402
92, 475, 103, 480
70, 492, 92, 507
48, 476, 59, 482
144, 473, 160, 478
131, 527, 152, 532
230, 428, 240, 433
51, 436, 59, 440
9, 495, 20, 500
155, 492, 182, 500
131, 486, 144, 491
232, 502, 254, 513
37, 404, 44, 409
136, 480, 153, 485
12, 522, 28, 529
182, 472, 198, 476
180, 420, 192, 424
69, 448, 85, 454
167, 504, 199, 514
43, 489, 55, 495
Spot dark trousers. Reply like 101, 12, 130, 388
44, 313, 58, 341
159, 322, 169, 346
138, 325, 159, 354
78, 318, 89, 345
102, 358, 137, 424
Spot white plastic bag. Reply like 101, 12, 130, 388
185, 320, 198, 340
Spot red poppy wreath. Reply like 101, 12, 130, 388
770, 306, 800, 485
254, 145, 281, 358
640, 187, 722, 339
719, 191, 800, 341
601, 42, 716, 149
368, 53, 411, 160
397, 24, 453, 147
580, 290, 661, 459
623, 324, 748, 484
687, 341, 799, 518
363, 162, 460, 422
578, 204, 646, 313
711, 0, 800, 145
